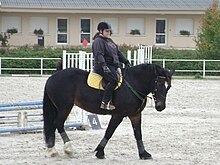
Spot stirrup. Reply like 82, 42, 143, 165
100, 102, 115, 111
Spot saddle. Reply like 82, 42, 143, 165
87, 71, 122, 90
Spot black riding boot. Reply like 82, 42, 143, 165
100, 82, 116, 110
96, 66, 118, 110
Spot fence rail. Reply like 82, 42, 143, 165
0, 54, 220, 78
153, 59, 220, 78
0, 57, 60, 75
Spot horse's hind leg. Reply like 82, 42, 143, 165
129, 113, 152, 159
43, 91, 59, 157
46, 127, 57, 157
54, 106, 73, 156
95, 114, 124, 159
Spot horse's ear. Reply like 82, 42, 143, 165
165, 69, 175, 91
154, 64, 175, 77
168, 69, 175, 77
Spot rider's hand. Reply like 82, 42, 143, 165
102, 66, 111, 73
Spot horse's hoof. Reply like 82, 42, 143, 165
95, 146, 105, 159
47, 147, 58, 157
139, 150, 152, 160
64, 141, 73, 156
95, 151, 105, 159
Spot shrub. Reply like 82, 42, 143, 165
130, 29, 141, 35
194, 73, 202, 79
7, 28, 18, 34
34, 28, 44, 36
179, 30, 190, 36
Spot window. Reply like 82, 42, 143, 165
100, 18, 119, 34
175, 19, 194, 35
2, 16, 21, 32
126, 18, 145, 35
29, 17, 48, 34
80, 19, 91, 43
57, 18, 68, 44
155, 19, 167, 45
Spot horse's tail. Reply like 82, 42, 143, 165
43, 89, 57, 145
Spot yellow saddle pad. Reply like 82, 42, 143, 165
87, 72, 122, 90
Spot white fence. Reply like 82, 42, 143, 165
153, 59, 220, 78
62, 49, 220, 78
0, 57, 60, 75
62, 46, 152, 70
0, 50, 220, 78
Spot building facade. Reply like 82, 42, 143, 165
0, 0, 219, 49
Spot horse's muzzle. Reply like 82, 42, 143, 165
155, 102, 166, 111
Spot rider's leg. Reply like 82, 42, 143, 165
98, 66, 119, 110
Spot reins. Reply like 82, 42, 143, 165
100, 67, 152, 114
123, 67, 151, 100
103, 67, 151, 103
123, 79, 147, 102
123, 67, 152, 114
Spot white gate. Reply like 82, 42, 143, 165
62, 46, 152, 69
62, 50, 93, 71
126, 45, 152, 65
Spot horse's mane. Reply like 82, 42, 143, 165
129, 63, 160, 74
127, 63, 171, 79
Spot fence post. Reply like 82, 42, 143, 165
63, 50, 67, 69
127, 50, 131, 64
79, 51, 85, 70
203, 59, 206, 78
0, 57, 1, 75
162, 59, 166, 68
40, 58, 43, 75
147, 46, 152, 64
137, 49, 144, 64
23, 111, 27, 127
18, 112, 22, 127
17, 112, 27, 127
133, 50, 137, 66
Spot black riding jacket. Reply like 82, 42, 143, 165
92, 35, 129, 71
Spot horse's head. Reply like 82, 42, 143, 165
151, 66, 175, 111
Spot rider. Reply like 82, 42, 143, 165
92, 22, 131, 111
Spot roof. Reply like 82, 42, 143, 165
0, 0, 219, 10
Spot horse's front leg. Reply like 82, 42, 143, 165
95, 114, 124, 159
129, 113, 152, 160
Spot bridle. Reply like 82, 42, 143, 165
151, 76, 171, 104
124, 75, 169, 103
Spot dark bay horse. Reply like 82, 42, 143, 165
43, 63, 174, 159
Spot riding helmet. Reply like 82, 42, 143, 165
97, 22, 111, 31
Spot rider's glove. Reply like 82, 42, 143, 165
102, 65, 111, 73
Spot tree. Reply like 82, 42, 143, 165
0, 28, 18, 47
195, 0, 220, 59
